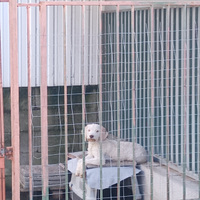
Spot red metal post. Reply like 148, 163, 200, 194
9, 0, 20, 199
63, 5, 69, 200
39, 3, 49, 200
0, 16, 6, 200
27, 6, 33, 200
98, 4, 103, 200
81, 5, 86, 200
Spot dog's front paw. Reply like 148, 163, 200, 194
75, 159, 84, 177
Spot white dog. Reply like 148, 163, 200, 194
75, 123, 147, 177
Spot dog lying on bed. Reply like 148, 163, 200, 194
75, 123, 147, 177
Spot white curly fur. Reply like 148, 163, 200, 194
75, 123, 148, 177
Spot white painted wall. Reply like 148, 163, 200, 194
0, 3, 10, 87
0, 1, 100, 87
140, 163, 199, 200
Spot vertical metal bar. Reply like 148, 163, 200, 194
0, 15, 5, 200
170, 8, 174, 163
147, 9, 150, 154
166, 5, 170, 200
53, 6, 57, 86
99, 4, 103, 200
186, 7, 190, 170
116, 5, 121, 200
107, 13, 111, 133
27, 6, 33, 200
39, 3, 49, 200
143, 10, 146, 149
105, 12, 109, 131
108, 13, 115, 137
63, 5, 69, 200
120, 12, 122, 138
89, 5, 92, 85
9, 0, 20, 199
160, 8, 164, 158
114, 11, 117, 138
139, 10, 142, 146
183, 5, 187, 200
123, 11, 127, 141
105, 13, 108, 130
71, 5, 75, 85
135, 10, 138, 144
131, 5, 136, 200
150, 6, 154, 200
198, 7, 200, 199
81, 5, 86, 200
191, 7, 195, 172
175, 8, 179, 165
181, 7, 184, 168
120, 12, 126, 139
156, 9, 159, 155
127, 11, 131, 141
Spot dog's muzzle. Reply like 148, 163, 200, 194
87, 135, 96, 142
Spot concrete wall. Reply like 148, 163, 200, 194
140, 162, 199, 200
3, 85, 98, 198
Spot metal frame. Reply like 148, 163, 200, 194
1, 1, 200, 200
0, 13, 5, 200
9, 0, 20, 200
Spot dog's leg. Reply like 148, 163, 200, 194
75, 159, 84, 177
85, 154, 93, 159
85, 156, 105, 166
75, 156, 106, 177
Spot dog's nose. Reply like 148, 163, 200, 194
90, 135, 94, 139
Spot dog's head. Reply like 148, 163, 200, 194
83, 124, 108, 142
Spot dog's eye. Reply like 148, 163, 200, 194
96, 130, 99, 132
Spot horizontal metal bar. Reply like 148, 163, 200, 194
0, 0, 9, 2
17, 2, 148, 7
17, 1, 200, 8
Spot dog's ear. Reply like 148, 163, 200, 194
100, 126, 108, 141
81, 125, 88, 141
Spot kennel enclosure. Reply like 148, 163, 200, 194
1, 0, 200, 200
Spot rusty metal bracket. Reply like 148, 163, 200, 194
0, 147, 4, 157
0, 147, 5, 168
2, 146, 13, 160
0, 146, 13, 162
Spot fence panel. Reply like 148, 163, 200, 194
2, 1, 200, 200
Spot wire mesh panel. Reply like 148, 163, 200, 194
3, 1, 200, 200
102, 5, 200, 169
101, 4, 200, 200
102, 11, 133, 141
